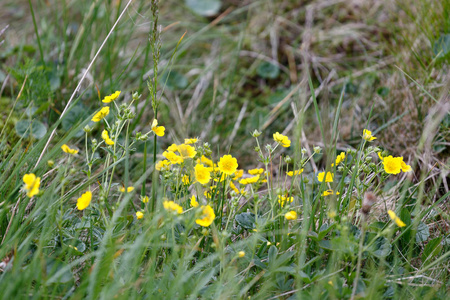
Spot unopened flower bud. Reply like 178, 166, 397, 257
313, 146, 321, 154
83, 125, 92, 133
284, 156, 292, 164
365, 156, 372, 163
252, 129, 261, 137
48, 160, 54, 167
132, 91, 141, 101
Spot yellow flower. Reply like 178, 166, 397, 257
91, 106, 110, 122
102, 91, 121, 103
196, 205, 215, 227
190, 195, 199, 207
285, 211, 297, 220
76, 191, 92, 210
177, 144, 197, 159
317, 172, 334, 182
120, 186, 134, 193
332, 152, 345, 167
61, 144, 79, 155
184, 138, 198, 144
387, 210, 406, 227
101, 130, 115, 145
278, 195, 293, 207
151, 119, 165, 137
229, 181, 240, 194
142, 196, 149, 203
239, 175, 260, 185
163, 151, 184, 164
382, 156, 402, 174
194, 164, 211, 185
400, 159, 412, 172
155, 160, 171, 171
362, 129, 376, 141
238, 251, 245, 258
377, 152, 384, 160
167, 144, 178, 152
198, 155, 213, 167
273, 132, 291, 147
163, 200, 183, 214
181, 175, 190, 185
248, 168, 264, 175
204, 186, 217, 199
322, 189, 334, 196
232, 169, 244, 180
287, 169, 304, 177
23, 173, 41, 198
218, 154, 238, 175
136, 211, 144, 219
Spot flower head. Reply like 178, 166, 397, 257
76, 191, 92, 210
195, 164, 211, 185
151, 119, 165, 137
239, 175, 260, 185
163, 200, 183, 214
177, 144, 197, 159
155, 160, 171, 171
196, 205, 215, 227
382, 156, 402, 174
92, 106, 110, 122
238, 251, 245, 258
184, 138, 198, 144
248, 168, 264, 175
232, 169, 244, 180
285, 211, 297, 220
387, 210, 406, 227
102, 91, 121, 103
182, 175, 190, 185
61, 144, 79, 155
322, 189, 339, 196
101, 130, 114, 145
163, 151, 184, 164
317, 172, 334, 182
332, 152, 345, 167
136, 211, 144, 219
287, 169, 304, 177
278, 195, 293, 207
190, 195, 199, 207
198, 155, 213, 167
273, 132, 291, 147
23, 173, 40, 198
120, 186, 134, 193
400, 160, 412, 172
362, 129, 376, 141
218, 154, 238, 175
141, 196, 149, 203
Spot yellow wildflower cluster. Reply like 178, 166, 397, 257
362, 129, 376, 141
23, 173, 41, 198
102, 91, 121, 103
285, 211, 297, 221
163, 200, 183, 214
101, 130, 114, 145
379, 155, 411, 175
195, 205, 215, 227
151, 119, 165, 137
317, 172, 334, 183
61, 144, 78, 155
278, 195, 293, 207
273, 132, 291, 147
76, 191, 92, 210
287, 169, 303, 177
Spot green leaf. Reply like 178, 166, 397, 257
256, 62, 280, 79
318, 223, 335, 240
185, 0, 221, 17
268, 245, 278, 265
45, 258, 74, 285
15, 119, 47, 139
422, 237, 442, 264
368, 236, 392, 258
415, 222, 430, 243
161, 70, 189, 90
62, 105, 89, 137
433, 34, 450, 58
234, 212, 255, 230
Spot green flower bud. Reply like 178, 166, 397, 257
251, 129, 261, 137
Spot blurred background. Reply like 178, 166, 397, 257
0, 0, 448, 194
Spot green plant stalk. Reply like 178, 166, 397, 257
28, 0, 45, 67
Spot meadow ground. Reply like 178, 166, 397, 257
0, 0, 449, 299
